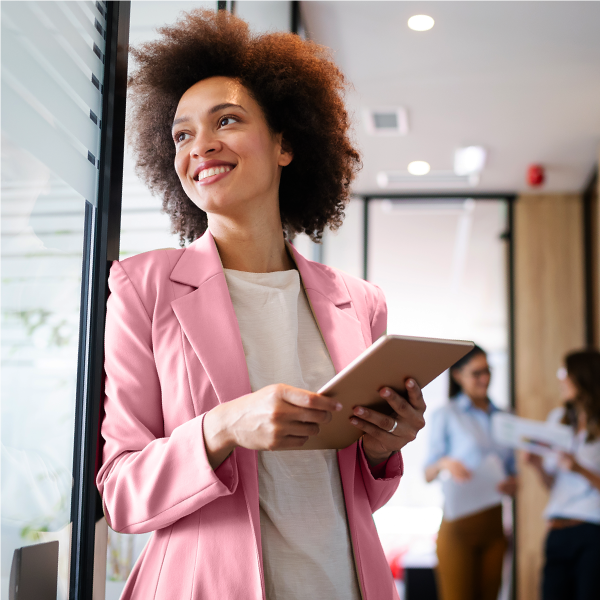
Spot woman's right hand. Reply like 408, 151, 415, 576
203, 384, 342, 468
523, 451, 544, 470
439, 457, 472, 482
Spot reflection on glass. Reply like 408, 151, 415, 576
1, 1, 107, 598
1, 141, 84, 599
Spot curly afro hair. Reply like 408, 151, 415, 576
127, 8, 361, 246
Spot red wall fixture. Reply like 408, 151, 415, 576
527, 164, 545, 187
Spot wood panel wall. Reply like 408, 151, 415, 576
514, 193, 586, 600
590, 159, 600, 348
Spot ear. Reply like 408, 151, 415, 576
277, 136, 293, 167
450, 367, 463, 387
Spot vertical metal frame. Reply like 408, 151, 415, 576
70, 2, 130, 598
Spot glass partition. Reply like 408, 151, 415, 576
365, 198, 512, 597
1, 2, 108, 598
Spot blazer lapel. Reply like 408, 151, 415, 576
170, 232, 251, 405
289, 243, 367, 374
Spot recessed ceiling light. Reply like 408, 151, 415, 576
407, 161, 431, 175
408, 15, 434, 32
454, 146, 487, 176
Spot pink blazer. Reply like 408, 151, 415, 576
97, 231, 402, 599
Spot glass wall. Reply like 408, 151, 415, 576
1, 2, 108, 598
365, 198, 511, 597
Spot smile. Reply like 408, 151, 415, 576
194, 165, 234, 181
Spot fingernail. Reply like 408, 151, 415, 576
355, 407, 365, 416
335, 402, 343, 411
407, 379, 415, 389
350, 418, 359, 425
381, 388, 392, 398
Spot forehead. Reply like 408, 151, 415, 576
175, 76, 250, 116
464, 354, 488, 370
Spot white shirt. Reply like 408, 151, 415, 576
223, 268, 361, 600
543, 407, 600, 524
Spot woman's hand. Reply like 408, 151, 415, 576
497, 475, 518, 496
523, 451, 544, 470
522, 451, 555, 490
439, 457, 473, 482
558, 452, 600, 491
558, 452, 577, 471
350, 378, 426, 466
203, 384, 342, 468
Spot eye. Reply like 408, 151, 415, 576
218, 116, 238, 128
174, 131, 190, 144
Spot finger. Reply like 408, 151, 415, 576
379, 387, 416, 416
291, 406, 333, 425
404, 378, 426, 410
283, 421, 320, 437
277, 384, 342, 413
350, 416, 398, 447
352, 406, 397, 433
378, 388, 426, 431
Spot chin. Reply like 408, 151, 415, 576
192, 194, 248, 218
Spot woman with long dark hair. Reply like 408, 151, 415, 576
96, 9, 425, 599
525, 349, 600, 600
424, 345, 516, 600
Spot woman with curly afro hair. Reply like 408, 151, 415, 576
97, 9, 425, 600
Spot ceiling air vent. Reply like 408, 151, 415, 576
363, 107, 408, 136
377, 170, 479, 189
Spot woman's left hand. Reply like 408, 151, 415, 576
559, 452, 578, 471
350, 378, 426, 466
497, 475, 518, 496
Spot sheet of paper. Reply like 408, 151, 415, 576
491, 412, 574, 456
441, 453, 505, 522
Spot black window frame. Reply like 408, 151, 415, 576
69, 2, 130, 597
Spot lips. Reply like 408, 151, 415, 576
193, 160, 236, 182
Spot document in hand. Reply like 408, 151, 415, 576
491, 412, 574, 457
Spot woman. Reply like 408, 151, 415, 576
424, 345, 516, 600
524, 350, 600, 600
96, 10, 426, 600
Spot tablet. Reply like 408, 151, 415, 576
301, 334, 474, 450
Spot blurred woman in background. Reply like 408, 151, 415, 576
424, 345, 516, 600
524, 349, 600, 600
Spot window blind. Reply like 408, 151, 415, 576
1, 1, 107, 206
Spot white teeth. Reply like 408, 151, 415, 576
197, 165, 232, 180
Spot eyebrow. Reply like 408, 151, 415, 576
172, 103, 246, 130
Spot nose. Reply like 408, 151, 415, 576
190, 129, 222, 158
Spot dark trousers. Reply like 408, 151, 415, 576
542, 522, 600, 600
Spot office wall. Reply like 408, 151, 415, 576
514, 193, 585, 600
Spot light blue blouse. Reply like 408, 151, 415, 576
543, 407, 600, 524
425, 393, 516, 476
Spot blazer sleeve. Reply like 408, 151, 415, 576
357, 281, 403, 511
96, 260, 238, 534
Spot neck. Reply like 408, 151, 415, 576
207, 208, 293, 273
469, 395, 489, 410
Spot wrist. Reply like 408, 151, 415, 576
203, 403, 237, 469
363, 442, 393, 467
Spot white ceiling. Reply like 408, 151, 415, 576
301, 1, 600, 194
127, 1, 600, 195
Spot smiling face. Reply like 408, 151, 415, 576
452, 353, 491, 403
172, 77, 293, 225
